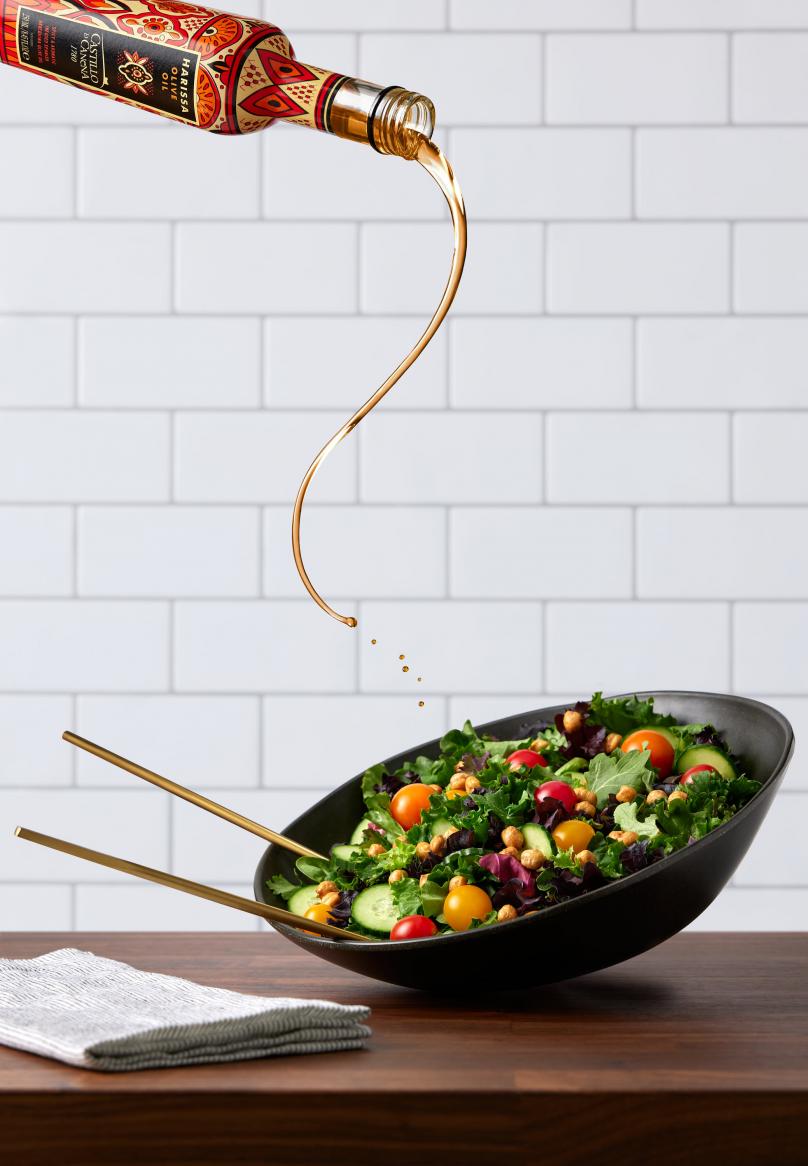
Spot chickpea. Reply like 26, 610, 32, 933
584, 790, 598, 807
388, 869, 407, 884
415, 840, 431, 860
321, 891, 340, 908
577, 849, 597, 866
622, 831, 639, 846
367, 843, 386, 858
448, 875, 467, 890
615, 785, 638, 804
430, 834, 447, 857
575, 801, 595, 819
562, 708, 584, 734
519, 848, 545, 870
668, 789, 688, 804
501, 826, 524, 850
500, 846, 520, 859
608, 830, 625, 843
453, 760, 466, 772
497, 904, 518, 923
573, 786, 590, 802
449, 773, 467, 791
530, 737, 549, 753
465, 775, 482, 794
604, 732, 623, 754
419, 873, 429, 887
316, 881, 338, 899
646, 789, 666, 805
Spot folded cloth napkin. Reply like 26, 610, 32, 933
0, 948, 371, 1072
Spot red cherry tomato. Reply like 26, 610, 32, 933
507, 749, 548, 770
390, 783, 434, 830
534, 780, 577, 814
680, 763, 718, 785
390, 915, 439, 941
621, 729, 675, 779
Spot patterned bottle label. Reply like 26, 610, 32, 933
15, 4, 199, 122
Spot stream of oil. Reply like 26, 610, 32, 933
290, 136, 467, 632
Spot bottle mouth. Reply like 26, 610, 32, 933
325, 78, 435, 158
370, 87, 436, 159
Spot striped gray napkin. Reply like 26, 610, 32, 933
0, 948, 371, 1071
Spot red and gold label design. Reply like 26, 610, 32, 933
15, 4, 199, 121
0, 0, 350, 134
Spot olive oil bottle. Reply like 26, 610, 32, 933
1, 0, 433, 153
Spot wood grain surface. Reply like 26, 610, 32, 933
0, 932, 805, 1165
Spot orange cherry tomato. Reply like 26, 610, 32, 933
443, 884, 493, 932
446, 788, 466, 800
390, 782, 435, 830
552, 819, 595, 855
621, 729, 675, 779
303, 903, 335, 925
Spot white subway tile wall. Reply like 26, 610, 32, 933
0, 5, 804, 933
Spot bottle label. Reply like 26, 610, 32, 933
15, 5, 200, 124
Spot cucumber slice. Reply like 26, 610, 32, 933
349, 818, 374, 845
331, 844, 362, 863
288, 885, 319, 917
521, 822, 554, 859
351, 884, 398, 935
677, 744, 737, 781
430, 816, 454, 838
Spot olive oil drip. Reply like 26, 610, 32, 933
370, 641, 426, 707
291, 137, 467, 628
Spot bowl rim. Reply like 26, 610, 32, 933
259, 691, 794, 953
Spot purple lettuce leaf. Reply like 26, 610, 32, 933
478, 852, 536, 893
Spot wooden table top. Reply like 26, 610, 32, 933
0, 931, 805, 1165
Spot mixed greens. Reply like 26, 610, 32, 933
268, 694, 759, 940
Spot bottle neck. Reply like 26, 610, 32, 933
324, 78, 435, 160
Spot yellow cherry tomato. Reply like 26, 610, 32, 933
303, 903, 335, 925
443, 884, 493, 932
446, 788, 466, 800
552, 819, 595, 855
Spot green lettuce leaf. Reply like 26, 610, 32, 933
589, 692, 677, 737
585, 748, 655, 806
390, 876, 422, 919
613, 801, 660, 839
419, 879, 447, 918
361, 763, 404, 836
265, 873, 298, 900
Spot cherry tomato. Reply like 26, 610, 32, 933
303, 903, 335, 925
442, 885, 493, 932
534, 780, 577, 814
446, 788, 466, 801
622, 729, 675, 779
390, 915, 439, 941
507, 749, 548, 771
552, 819, 595, 855
390, 782, 435, 830
680, 763, 718, 785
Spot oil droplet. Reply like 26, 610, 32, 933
418, 701, 425, 708
402, 665, 410, 673
417, 677, 422, 682
398, 654, 405, 660
371, 639, 377, 645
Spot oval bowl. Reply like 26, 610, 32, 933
256, 692, 794, 991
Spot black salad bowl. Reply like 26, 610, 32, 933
256, 693, 794, 991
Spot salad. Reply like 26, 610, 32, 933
268, 693, 760, 941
